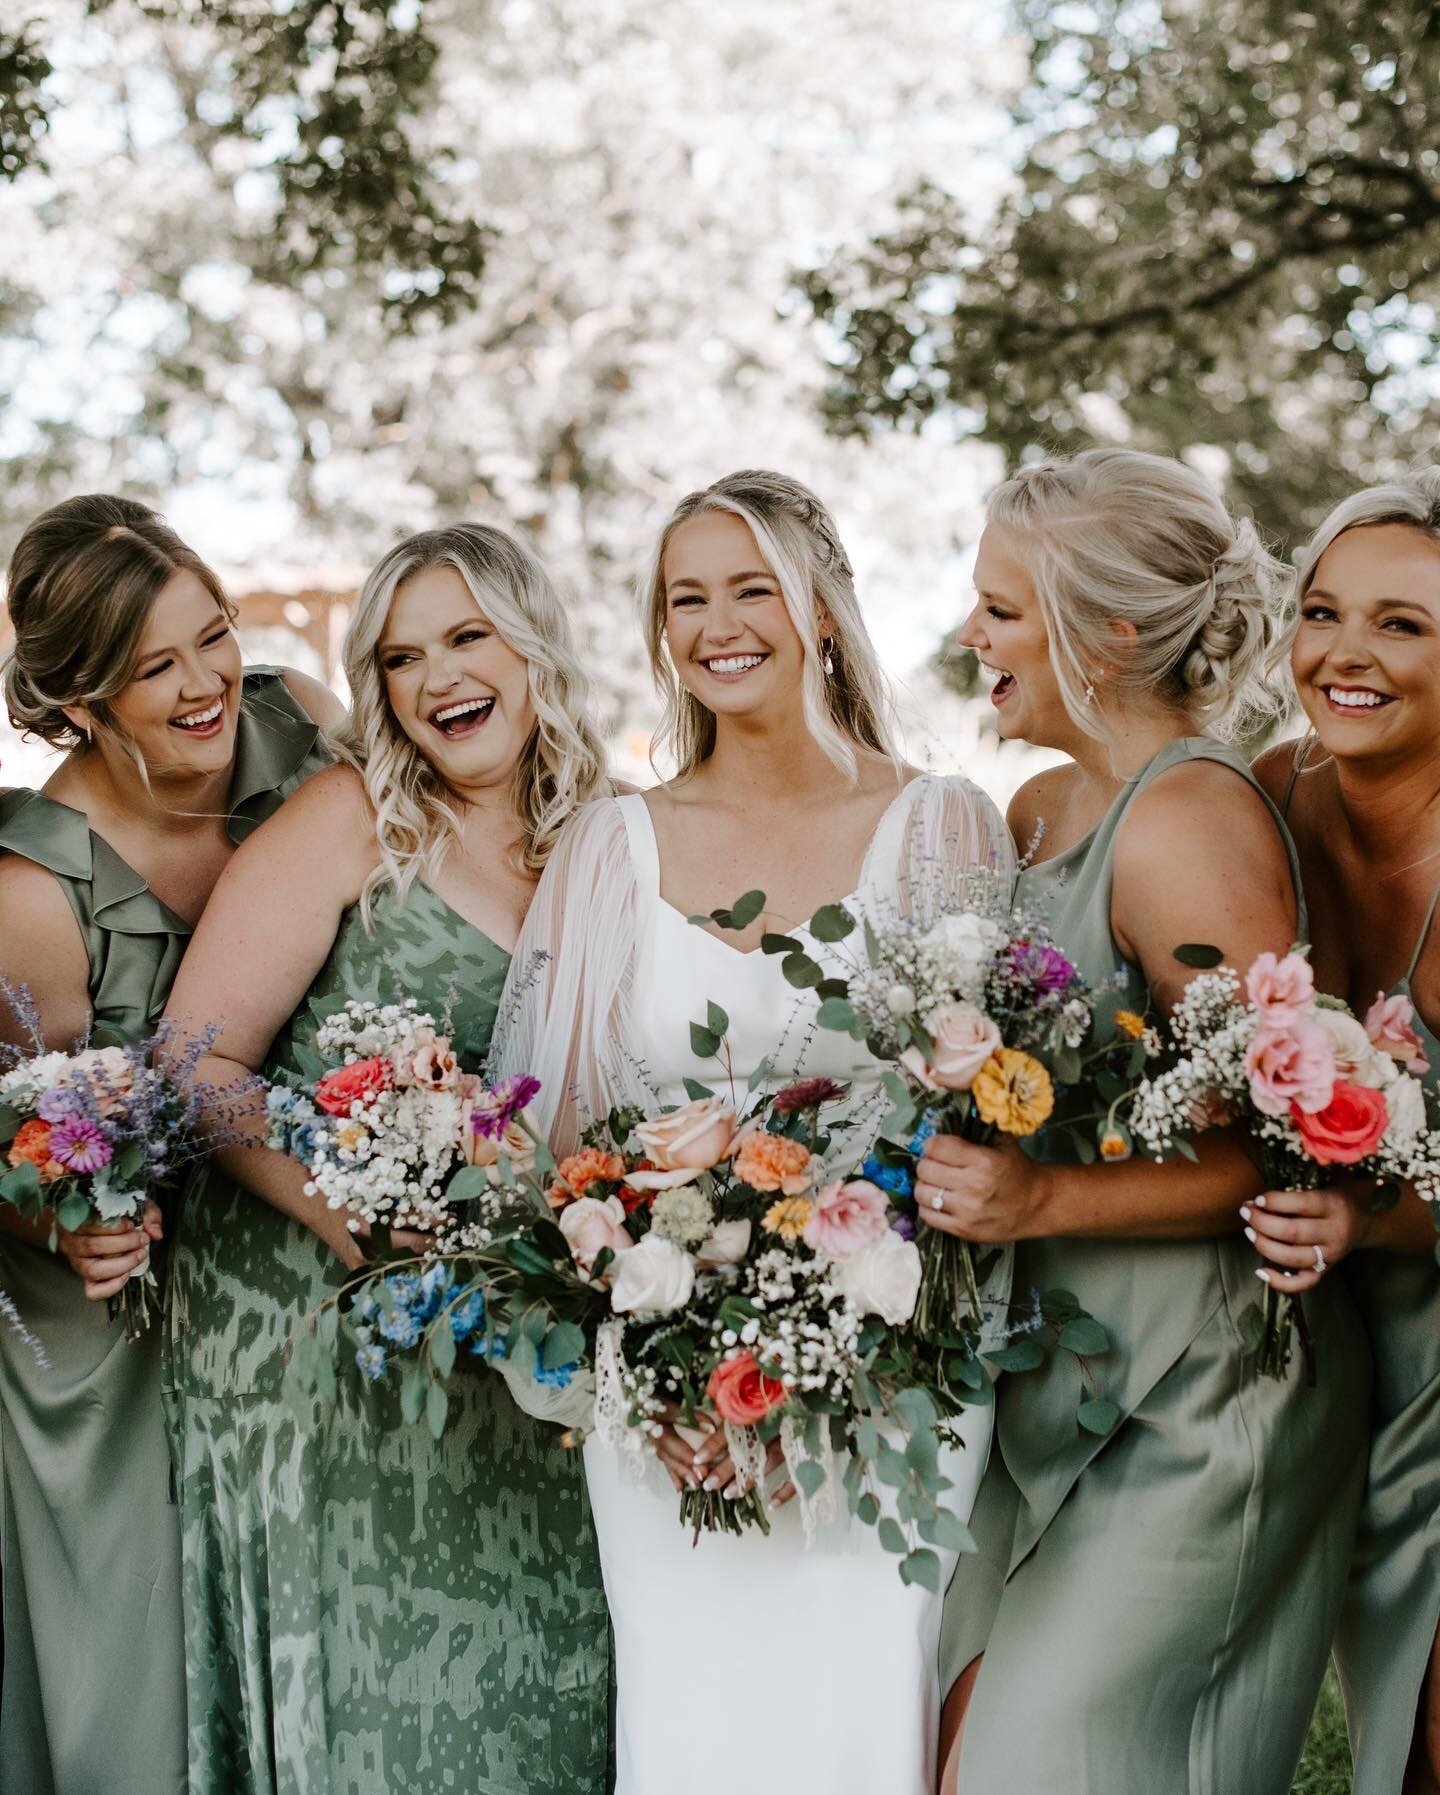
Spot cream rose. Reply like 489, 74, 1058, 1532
924, 1000, 1002, 1092
1311, 1008, 1393, 1090
462, 1114, 536, 1179
831, 1232, 922, 1325
610, 1233, 696, 1316
68, 1045, 135, 1115
695, 1218, 751, 1269
560, 1195, 631, 1275
634, 1095, 738, 1173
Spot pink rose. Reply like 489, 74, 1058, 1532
802, 1178, 891, 1260
1292, 1082, 1390, 1165
634, 1095, 738, 1173
559, 1195, 631, 1274
1365, 991, 1429, 1076
1245, 1022, 1335, 1118
903, 1001, 1002, 1093
1245, 952, 1315, 1028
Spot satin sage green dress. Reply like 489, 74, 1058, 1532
0, 669, 328, 1795
945, 738, 1371, 1794
1332, 897, 1440, 1791
164, 882, 610, 1795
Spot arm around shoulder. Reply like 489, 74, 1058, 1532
278, 665, 348, 734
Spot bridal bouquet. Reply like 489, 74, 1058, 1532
1124, 947, 1440, 1380
263, 997, 534, 1240
0, 1003, 216, 1337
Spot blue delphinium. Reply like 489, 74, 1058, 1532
448, 1287, 487, 1343
535, 1360, 578, 1389
354, 1338, 388, 1382
861, 1155, 913, 1199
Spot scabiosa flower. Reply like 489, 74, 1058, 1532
48, 1117, 113, 1174
470, 1073, 542, 1142
649, 1183, 714, 1249
770, 1076, 847, 1115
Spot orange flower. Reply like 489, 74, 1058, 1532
549, 1146, 628, 1209
1113, 1010, 1146, 1040
971, 1049, 1054, 1136
8, 1118, 64, 1184
732, 1128, 813, 1196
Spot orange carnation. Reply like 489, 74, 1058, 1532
8, 1118, 64, 1184
732, 1128, 812, 1196
549, 1146, 628, 1209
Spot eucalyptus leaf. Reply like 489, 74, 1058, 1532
919, 1507, 975, 1554
794, 1458, 828, 1498
1173, 942, 1224, 969
877, 1516, 906, 1555
426, 1379, 449, 1440
706, 1000, 729, 1036
682, 1077, 716, 1102
446, 1166, 490, 1203
760, 933, 802, 956
55, 1191, 91, 1232
400, 1362, 426, 1426
781, 953, 823, 990
1059, 1316, 1110, 1357
1077, 1397, 1121, 1436
542, 1319, 587, 1370
728, 890, 767, 929
808, 903, 856, 942
815, 996, 859, 1033
689, 1024, 721, 1060
855, 1491, 880, 1526
985, 1338, 1045, 1374
899, 1548, 941, 1592
746, 1055, 775, 1092
430, 1319, 458, 1377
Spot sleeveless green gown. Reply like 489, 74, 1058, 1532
944, 737, 1371, 1793
1332, 897, 1440, 1791
163, 881, 610, 1795
0, 669, 328, 1795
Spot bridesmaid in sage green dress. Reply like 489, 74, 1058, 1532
919, 450, 1368, 1793
162, 523, 612, 1795
1251, 474, 1440, 1795
0, 494, 335, 1795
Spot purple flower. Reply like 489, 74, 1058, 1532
36, 1085, 85, 1124
469, 1073, 542, 1142
890, 1211, 917, 1241
1009, 940, 1076, 996
48, 1117, 113, 1174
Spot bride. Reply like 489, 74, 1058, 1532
497, 469, 1014, 1794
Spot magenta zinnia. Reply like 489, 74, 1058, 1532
48, 1117, 113, 1174
470, 1073, 542, 1141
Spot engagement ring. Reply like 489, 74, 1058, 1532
931, 1193, 945, 1212
1312, 1244, 1327, 1273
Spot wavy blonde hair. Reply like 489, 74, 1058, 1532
335, 523, 606, 920
988, 448, 1285, 742
1292, 467, 1440, 607
641, 469, 900, 781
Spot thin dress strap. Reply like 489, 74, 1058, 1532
616, 793, 662, 897
1406, 881, 1440, 982
1278, 734, 1313, 819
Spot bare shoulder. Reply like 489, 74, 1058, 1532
233, 762, 376, 885
275, 665, 348, 732
1007, 764, 1073, 856
0, 853, 91, 1042
1118, 757, 1290, 885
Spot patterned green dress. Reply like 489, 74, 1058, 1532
944, 738, 1371, 1794
164, 882, 610, 1795
0, 669, 328, 1795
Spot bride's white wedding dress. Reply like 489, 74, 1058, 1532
497, 774, 1014, 1795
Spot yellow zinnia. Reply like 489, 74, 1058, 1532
762, 1196, 814, 1242
1113, 1010, 1146, 1040
972, 1049, 1054, 1136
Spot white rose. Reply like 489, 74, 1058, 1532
695, 1218, 752, 1270
610, 1233, 696, 1316
1312, 1008, 1393, 1089
832, 1232, 922, 1326
923, 913, 1001, 983
1384, 1073, 1427, 1144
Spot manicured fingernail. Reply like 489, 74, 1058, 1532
1255, 1268, 1270, 1283
1244, 1226, 1256, 1244
722, 1481, 738, 1501
1239, 1206, 1251, 1222
703, 1475, 723, 1492
1254, 1195, 1267, 1209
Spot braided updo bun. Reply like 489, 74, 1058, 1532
987, 448, 1284, 740
642, 468, 899, 780
2, 493, 232, 749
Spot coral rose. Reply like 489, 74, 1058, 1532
706, 1352, 788, 1426
7, 1118, 64, 1183
1365, 991, 1429, 1075
559, 1195, 632, 1273
732, 1127, 812, 1196
1245, 952, 1315, 1028
802, 1178, 890, 1260
1245, 1022, 1334, 1117
634, 1095, 737, 1173
1292, 1081, 1390, 1166
314, 1056, 393, 1117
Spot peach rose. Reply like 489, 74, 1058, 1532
905, 1001, 1002, 1094
731, 1126, 812, 1196
314, 1056, 393, 1117
706, 1352, 788, 1426
1365, 991, 1429, 1076
67, 1045, 135, 1116
7, 1117, 65, 1184
802, 1178, 890, 1260
462, 1114, 535, 1178
1292, 1081, 1389, 1166
634, 1096, 737, 1174
559, 1195, 632, 1274
1245, 952, 1315, 1028
1244, 1022, 1334, 1118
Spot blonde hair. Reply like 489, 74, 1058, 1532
988, 448, 1284, 741
3, 493, 234, 749
1293, 467, 1440, 604
641, 468, 900, 781
335, 523, 606, 919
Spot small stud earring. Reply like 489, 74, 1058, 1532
1083, 683, 1096, 705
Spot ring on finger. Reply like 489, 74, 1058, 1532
929, 1189, 945, 1212
1312, 1244, 1327, 1274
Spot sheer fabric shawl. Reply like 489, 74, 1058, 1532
493, 772, 1016, 1153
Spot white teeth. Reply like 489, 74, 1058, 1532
1326, 687, 1388, 709
172, 699, 222, 728
705, 655, 765, 675
433, 698, 493, 725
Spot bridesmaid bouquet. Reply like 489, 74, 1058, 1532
1122, 947, 1440, 1380
0, 1014, 215, 1339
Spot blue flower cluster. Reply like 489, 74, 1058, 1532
862, 1112, 938, 1243
349, 1261, 508, 1383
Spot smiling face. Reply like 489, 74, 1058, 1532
1292, 522, 1440, 767
955, 522, 1074, 748
662, 510, 814, 722
379, 564, 535, 791
81, 569, 243, 774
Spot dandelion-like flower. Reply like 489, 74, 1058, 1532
650, 1184, 715, 1249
